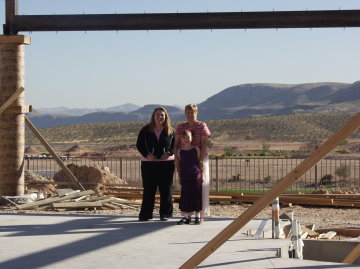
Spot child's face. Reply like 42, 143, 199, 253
180, 134, 192, 145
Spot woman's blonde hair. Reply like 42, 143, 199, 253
150, 106, 172, 135
184, 104, 198, 113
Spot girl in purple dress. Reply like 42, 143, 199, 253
177, 130, 203, 225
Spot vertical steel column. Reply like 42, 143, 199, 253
0, 35, 31, 195
215, 157, 219, 191
272, 197, 280, 239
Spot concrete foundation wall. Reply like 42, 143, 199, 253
303, 239, 360, 264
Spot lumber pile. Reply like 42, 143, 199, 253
0, 189, 143, 211
103, 187, 232, 203
282, 222, 338, 240
2, 187, 359, 211
226, 192, 360, 208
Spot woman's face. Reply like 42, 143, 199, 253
154, 109, 166, 125
185, 109, 197, 123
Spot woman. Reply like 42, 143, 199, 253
136, 107, 175, 221
175, 104, 211, 222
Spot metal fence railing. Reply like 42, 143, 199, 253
26, 156, 360, 193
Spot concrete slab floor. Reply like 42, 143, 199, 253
0, 213, 358, 269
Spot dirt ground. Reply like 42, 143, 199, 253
17, 163, 360, 235
17, 139, 360, 238
8, 203, 358, 236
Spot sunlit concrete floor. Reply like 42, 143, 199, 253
0, 213, 358, 269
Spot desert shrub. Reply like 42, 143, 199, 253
319, 174, 333, 185
228, 174, 240, 182
340, 139, 349, 145
336, 150, 350, 154
335, 165, 350, 181
263, 175, 272, 183
223, 146, 236, 156
262, 142, 270, 154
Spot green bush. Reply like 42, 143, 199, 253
335, 165, 350, 181
319, 174, 333, 185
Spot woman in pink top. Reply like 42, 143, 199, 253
175, 104, 211, 222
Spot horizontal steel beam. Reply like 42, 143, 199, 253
5, 9, 360, 34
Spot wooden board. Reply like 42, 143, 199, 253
180, 112, 360, 268
0, 87, 24, 115
25, 116, 85, 191
343, 243, 360, 264
52, 201, 103, 208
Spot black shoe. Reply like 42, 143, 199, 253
160, 216, 168, 221
177, 217, 191, 225
139, 217, 149, 221
194, 217, 201, 225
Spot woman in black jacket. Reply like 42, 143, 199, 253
136, 107, 175, 221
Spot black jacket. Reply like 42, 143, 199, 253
136, 124, 175, 160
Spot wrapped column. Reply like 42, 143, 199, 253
0, 35, 31, 195
272, 197, 280, 238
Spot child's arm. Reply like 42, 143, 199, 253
174, 135, 180, 169
177, 149, 182, 185
177, 149, 181, 161
177, 149, 181, 169
195, 146, 201, 161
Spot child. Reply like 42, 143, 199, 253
177, 130, 203, 225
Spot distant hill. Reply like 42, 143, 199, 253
25, 113, 360, 144
28, 105, 183, 128
197, 81, 360, 120
35, 103, 140, 116
28, 81, 360, 128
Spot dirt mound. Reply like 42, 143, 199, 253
53, 164, 127, 194
25, 146, 41, 154
80, 152, 106, 157
103, 144, 135, 152
25, 170, 57, 196
102, 144, 138, 157
65, 144, 92, 153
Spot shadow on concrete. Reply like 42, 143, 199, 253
0, 213, 174, 268
197, 257, 276, 268
282, 263, 359, 269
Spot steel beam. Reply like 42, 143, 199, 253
4, 9, 360, 34
4, 0, 18, 34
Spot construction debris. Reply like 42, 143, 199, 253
0, 189, 142, 212
25, 170, 57, 196
226, 192, 360, 208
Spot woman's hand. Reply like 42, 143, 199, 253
160, 152, 170, 160
146, 154, 157, 161
199, 160, 204, 171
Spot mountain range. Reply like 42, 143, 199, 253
28, 81, 360, 128
35, 103, 140, 116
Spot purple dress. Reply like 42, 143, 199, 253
179, 147, 202, 212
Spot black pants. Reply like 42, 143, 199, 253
139, 161, 175, 220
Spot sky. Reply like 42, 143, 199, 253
1, 0, 360, 109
